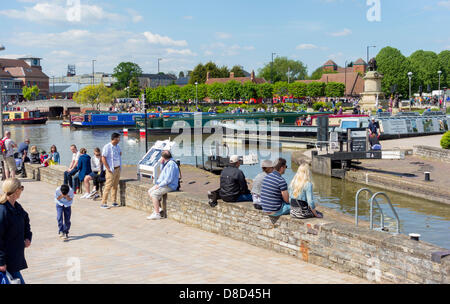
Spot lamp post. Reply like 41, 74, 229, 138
271, 52, 276, 84
92, 60, 96, 86
438, 70, 442, 109
195, 82, 198, 106
408, 72, 413, 111
344, 60, 348, 98
367, 45, 376, 64
158, 58, 162, 87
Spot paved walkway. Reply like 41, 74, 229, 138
12, 180, 367, 284
380, 134, 442, 150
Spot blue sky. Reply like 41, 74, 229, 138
1, 0, 449, 77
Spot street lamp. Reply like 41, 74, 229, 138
367, 46, 376, 64
344, 60, 348, 98
92, 60, 96, 86
271, 52, 276, 84
408, 72, 413, 111
158, 58, 162, 87
195, 82, 198, 106
438, 70, 442, 109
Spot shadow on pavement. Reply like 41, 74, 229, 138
68, 233, 114, 241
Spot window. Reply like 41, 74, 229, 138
108, 116, 118, 121
274, 117, 284, 123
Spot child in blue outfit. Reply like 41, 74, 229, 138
55, 184, 74, 241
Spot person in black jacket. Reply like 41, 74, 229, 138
0, 178, 32, 284
208, 155, 252, 207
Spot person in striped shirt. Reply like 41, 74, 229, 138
260, 158, 290, 216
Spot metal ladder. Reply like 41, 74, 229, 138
355, 188, 400, 234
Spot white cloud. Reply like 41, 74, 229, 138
0, 1, 122, 24
296, 44, 318, 50
166, 49, 196, 56
330, 28, 352, 37
215, 32, 232, 39
438, 1, 450, 9
143, 31, 188, 47
127, 9, 143, 23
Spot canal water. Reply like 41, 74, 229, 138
8, 121, 450, 249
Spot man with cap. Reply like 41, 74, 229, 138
368, 117, 380, 138
208, 155, 252, 206
251, 160, 274, 210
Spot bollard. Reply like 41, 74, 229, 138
123, 128, 128, 136
424, 172, 431, 182
139, 129, 146, 137
409, 233, 420, 241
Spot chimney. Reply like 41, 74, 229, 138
230, 72, 235, 79
206, 71, 210, 80
251, 70, 255, 81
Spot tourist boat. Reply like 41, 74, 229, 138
2, 110, 48, 125
61, 121, 71, 127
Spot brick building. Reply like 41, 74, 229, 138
0, 56, 49, 101
205, 70, 267, 85
298, 58, 367, 96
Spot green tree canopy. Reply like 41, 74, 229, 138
240, 81, 258, 100
307, 82, 325, 98
22, 85, 40, 101
165, 85, 181, 102
113, 62, 143, 90
207, 82, 225, 102
376, 46, 410, 97
73, 84, 113, 109
230, 65, 246, 77
128, 77, 141, 98
223, 80, 242, 101
179, 71, 185, 78
289, 82, 308, 98
273, 81, 289, 97
256, 83, 274, 101
257, 56, 308, 83
408, 50, 440, 93
437, 50, 450, 88
325, 82, 345, 97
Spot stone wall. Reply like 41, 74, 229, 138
414, 145, 450, 163
25, 163, 450, 284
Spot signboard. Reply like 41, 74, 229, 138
349, 129, 367, 152
387, 120, 408, 134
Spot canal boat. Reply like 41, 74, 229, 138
2, 110, 48, 125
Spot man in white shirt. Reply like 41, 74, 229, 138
64, 145, 80, 189
101, 133, 122, 209
1, 131, 17, 178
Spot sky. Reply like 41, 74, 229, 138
0, 0, 449, 78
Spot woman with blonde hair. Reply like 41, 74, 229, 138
288, 163, 322, 218
29, 145, 40, 164
0, 178, 32, 284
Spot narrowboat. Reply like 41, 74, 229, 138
2, 110, 47, 125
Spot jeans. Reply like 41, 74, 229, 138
64, 168, 78, 188
10, 271, 25, 284
236, 193, 253, 202
56, 204, 72, 234
271, 202, 291, 217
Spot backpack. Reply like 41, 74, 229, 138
170, 160, 182, 191
0, 137, 8, 156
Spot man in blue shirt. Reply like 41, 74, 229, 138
55, 184, 74, 241
368, 117, 380, 137
260, 158, 290, 216
147, 150, 180, 220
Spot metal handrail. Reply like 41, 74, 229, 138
369, 192, 401, 234
355, 188, 384, 229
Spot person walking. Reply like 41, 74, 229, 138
55, 184, 74, 241
101, 133, 122, 209
147, 150, 180, 220
0, 178, 32, 284
1, 131, 18, 179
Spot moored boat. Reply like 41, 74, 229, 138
2, 110, 47, 125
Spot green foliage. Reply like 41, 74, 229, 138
257, 56, 308, 83
312, 101, 327, 111
189, 62, 229, 84
441, 131, 450, 149
223, 80, 242, 101
438, 50, 450, 87
207, 82, 225, 102
240, 81, 258, 100
73, 84, 114, 109
230, 65, 246, 77
307, 82, 325, 98
256, 83, 274, 100
128, 77, 141, 98
325, 82, 345, 97
22, 85, 40, 101
165, 85, 181, 102
408, 50, 440, 93
179, 71, 185, 78
113, 62, 142, 90
308, 67, 338, 80
289, 82, 308, 98
376, 47, 410, 97
180, 84, 196, 102
273, 81, 289, 97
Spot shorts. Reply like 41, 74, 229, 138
4, 156, 17, 172
148, 185, 174, 200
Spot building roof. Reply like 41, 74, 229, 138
297, 72, 364, 96
323, 60, 337, 67
354, 58, 366, 65
51, 83, 88, 94
0, 58, 48, 79
175, 76, 190, 86
140, 74, 177, 80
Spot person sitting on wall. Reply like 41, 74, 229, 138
251, 160, 274, 210
147, 150, 180, 220
207, 155, 252, 207
368, 117, 380, 138
260, 158, 290, 217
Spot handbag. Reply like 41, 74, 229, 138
290, 198, 314, 219
0, 271, 21, 284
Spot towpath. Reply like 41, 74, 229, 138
12, 179, 367, 284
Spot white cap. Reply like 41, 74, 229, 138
261, 160, 273, 168
230, 155, 240, 163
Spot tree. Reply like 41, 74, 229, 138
165, 85, 181, 102
179, 71, 185, 78
289, 82, 308, 98
307, 82, 325, 98
325, 82, 345, 97
223, 81, 242, 101
273, 81, 289, 97
257, 83, 274, 101
189, 63, 207, 84
113, 62, 142, 90
22, 85, 40, 101
128, 77, 141, 98
230, 65, 246, 77
207, 82, 225, 102
257, 57, 308, 83
308, 67, 338, 80
180, 84, 196, 102
438, 50, 450, 88
376, 47, 410, 97
240, 81, 258, 100
408, 50, 439, 94
73, 84, 113, 109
